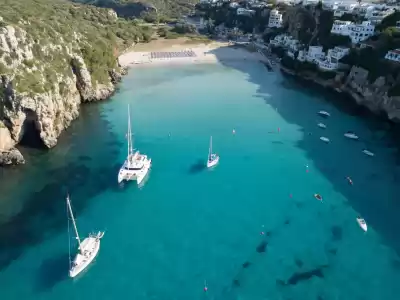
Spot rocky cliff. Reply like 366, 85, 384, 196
0, 0, 151, 166
342, 66, 400, 122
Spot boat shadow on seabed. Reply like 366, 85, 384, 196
35, 252, 70, 292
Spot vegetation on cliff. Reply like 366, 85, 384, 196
0, 0, 154, 93
71, 0, 198, 20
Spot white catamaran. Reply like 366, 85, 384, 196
118, 104, 152, 185
67, 194, 104, 278
207, 136, 219, 168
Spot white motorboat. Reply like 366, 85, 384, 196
356, 217, 367, 232
67, 194, 104, 278
207, 136, 219, 168
344, 132, 359, 140
362, 149, 374, 157
118, 105, 151, 185
320, 136, 330, 143
317, 123, 327, 129
318, 110, 330, 117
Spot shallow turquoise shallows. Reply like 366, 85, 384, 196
1, 61, 400, 300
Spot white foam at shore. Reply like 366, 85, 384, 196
118, 44, 267, 68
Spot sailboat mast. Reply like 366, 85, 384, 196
66, 195, 82, 250
128, 104, 133, 156
209, 136, 212, 158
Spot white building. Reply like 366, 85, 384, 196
297, 50, 306, 62
366, 8, 395, 24
333, 4, 357, 18
331, 20, 352, 35
385, 49, 400, 62
237, 8, 255, 16
327, 46, 350, 61
331, 20, 375, 44
268, 9, 283, 28
348, 21, 375, 44
269, 34, 299, 51
306, 46, 325, 62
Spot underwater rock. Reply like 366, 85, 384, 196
256, 240, 268, 253
331, 226, 342, 241
286, 265, 328, 285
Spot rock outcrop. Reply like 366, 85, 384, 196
0, 2, 135, 166
342, 66, 400, 121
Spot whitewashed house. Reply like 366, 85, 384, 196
327, 46, 350, 61
333, 4, 357, 18
331, 20, 375, 44
297, 50, 306, 62
348, 21, 375, 43
317, 46, 350, 71
306, 46, 325, 62
364, 6, 395, 24
385, 49, 400, 62
331, 20, 352, 35
268, 9, 283, 28
270, 34, 285, 46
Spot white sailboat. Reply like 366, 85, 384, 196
67, 194, 104, 278
317, 123, 327, 129
207, 136, 219, 168
118, 104, 152, 185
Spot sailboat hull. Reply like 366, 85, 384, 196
207, 156, 219, 168
69, 237, 101, 278
118, 157, 152, 185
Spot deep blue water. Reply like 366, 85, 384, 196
1, 60, 400, 300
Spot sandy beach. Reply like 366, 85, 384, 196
118, 38, 267, 68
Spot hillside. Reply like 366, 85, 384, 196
70, 0, 198, 19
0, 0, 154, 165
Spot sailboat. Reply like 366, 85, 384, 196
118, 104, 152, 185
67, 194, 104, 278
207, 136, 219, 168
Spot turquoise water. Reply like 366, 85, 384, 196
1, 60, 400, 300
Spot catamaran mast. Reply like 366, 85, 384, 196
128, 104, 133, 156
66, 195, 82, 251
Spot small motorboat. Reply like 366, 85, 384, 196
314, 194, 323, 202
320, 136, 330, 143
344, 132, 359, 140
356, 217, 367, 232
318, 111, 330, 117
346, 176, 353, 185
317, 123, 327, 129
363, 149, 374, 157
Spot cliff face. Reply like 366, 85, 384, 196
0, 0, 149, 166
343, 66, 400, 122
0, 24, 121, 163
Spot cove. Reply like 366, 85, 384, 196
0, 61, 399, 300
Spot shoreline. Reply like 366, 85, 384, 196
279, 65, 397, 124
118, 40, 268, 68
